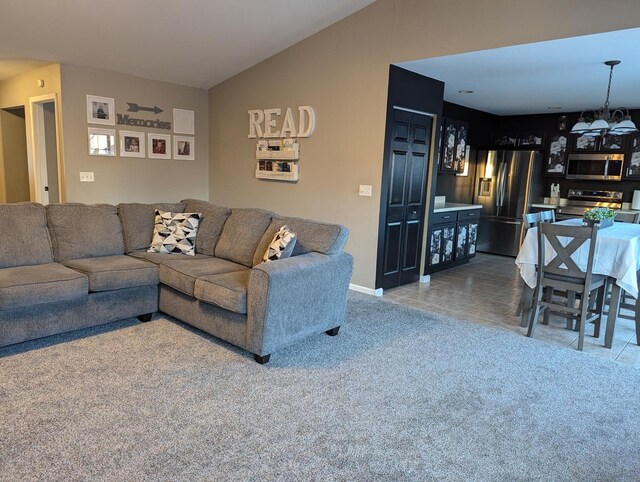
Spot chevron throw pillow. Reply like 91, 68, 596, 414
148, 210, 201, 256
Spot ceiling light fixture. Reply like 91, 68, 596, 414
458, 90, 474, 94
571, 60, 637, 137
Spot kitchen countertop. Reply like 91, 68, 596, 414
531, 202, 640, 215
433, 202, 483, 213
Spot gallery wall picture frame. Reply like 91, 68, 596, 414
492, 133, 517, 148
148, 133, 171, 159
87, 128, 116, 156
174, 135, 195, 160
86, 95, 115, 125
626, 134, 640, 179
173, 108, 195, 135
119, 130, 145, 158
545, 133, 568, 177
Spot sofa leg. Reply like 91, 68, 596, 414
254, 354, 271, 364
326, 326, 340, 336
137, 313, 153, 322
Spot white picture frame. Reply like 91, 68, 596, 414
147, 133, 171, 159
119, 130, 145, 158
173, 135, 194, 160
86, 95, 115, 125
88, 128, 116, 156
173, 108, 195, 134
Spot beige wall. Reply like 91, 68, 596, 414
209, 0, 640, 289
0, 63, 62, 202
0, 108, 30, 202
60, 64, 209, 204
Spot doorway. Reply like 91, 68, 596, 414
28, 94, 64, 204
376, 107, 433, 289
0, 107, 30, 203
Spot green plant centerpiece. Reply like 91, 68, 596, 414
583, 207, 616, 229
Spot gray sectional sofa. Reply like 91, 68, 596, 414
0, 199, 352, 363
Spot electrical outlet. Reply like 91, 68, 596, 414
79, 172, 94, 182
359, 184, 372, 197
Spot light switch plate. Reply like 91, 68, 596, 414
79, 172, 94, 182
359, 184, 372, 197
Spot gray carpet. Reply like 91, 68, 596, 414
1, 292, 639, 481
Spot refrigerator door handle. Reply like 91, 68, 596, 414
497, 162, 508, 208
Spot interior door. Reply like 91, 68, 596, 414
379, 108, 432, 289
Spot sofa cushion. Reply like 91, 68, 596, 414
63, 255, 159, 292
0, 263, 88, 311
181, 199, 231, 256
47, 203, 125, 262
159, 257, 248, 297
118, 202, 186, 253
127, 251, 212, 265
253, 216, 348, 264
215, 208, 278, 267
194, 270, 250, 314
148, 210, 200, 256
0, 202, 54, 268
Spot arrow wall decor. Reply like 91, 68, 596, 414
127, 102, 163, 115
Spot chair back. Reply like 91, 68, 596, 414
524, 212, 542, 230
614, 211, 640, 223
539, 209, 556, 224
536, 223, 599, 287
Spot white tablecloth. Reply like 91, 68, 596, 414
515, 218, 640, 298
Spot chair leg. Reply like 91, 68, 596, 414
515, 284, 525, 317
577, 292, 590, 351
527, 285, 543, 338
635, 296, 640, 346
520, 285, 534, 328
593, 284, 606, 338
565, 291, 576, 330
542, 287, 553, 325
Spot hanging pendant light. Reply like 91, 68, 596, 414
571, 60, 637, 136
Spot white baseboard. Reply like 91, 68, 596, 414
419, 275, 431, 284
349, 284, 383, 297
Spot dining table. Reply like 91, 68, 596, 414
515, 218, 640, 348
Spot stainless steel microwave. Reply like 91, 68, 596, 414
566, 153, 624, 181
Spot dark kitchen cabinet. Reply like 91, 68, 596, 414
426, 208, 480, 274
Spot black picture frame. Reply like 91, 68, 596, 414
439, 120, 457, 172
545, 133, 568, 177
573, 134, 598, 151
599, 133, 625, 151
626, 134, 640, 179
454, 123, 468, 173
492, 133, 517, 148
518, 132, 545, 148
439, 119, 469, 173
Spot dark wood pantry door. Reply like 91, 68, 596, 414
378, 108, 432, 289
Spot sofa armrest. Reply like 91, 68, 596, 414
246, 251, 353, 356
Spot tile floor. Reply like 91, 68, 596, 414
383, 252, 640, 368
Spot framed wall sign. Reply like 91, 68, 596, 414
546, 133, 568, 176
174, 135, 195, 160
492, 133, 517, 148
119, 130, 145, 158
173, 109, 195, 135
86, 95, 115, 125
148, 133, 171, 159
87, 128, 116, 156
518, 132, 545, 148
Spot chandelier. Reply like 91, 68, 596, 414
570, 60, 637, 137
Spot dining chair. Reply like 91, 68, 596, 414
516, 210, 557, 321
614, 211, 640, 223
526, 222, 607, 351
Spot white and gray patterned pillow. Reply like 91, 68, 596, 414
148, 210, 201, 256
262, 225, 297, 263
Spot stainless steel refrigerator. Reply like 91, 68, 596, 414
474, 150, 544, 257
